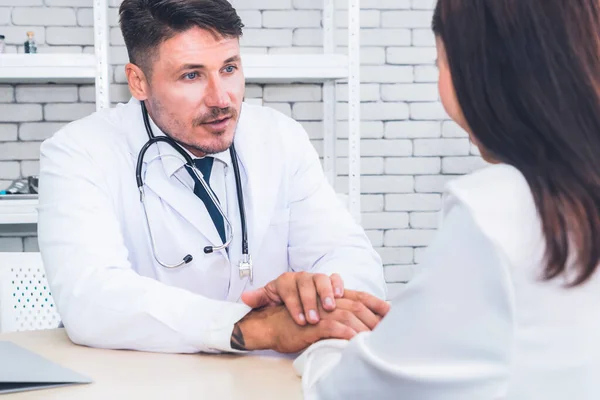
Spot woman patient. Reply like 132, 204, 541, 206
294, 0, 600, 398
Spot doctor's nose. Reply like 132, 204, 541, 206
204, 77, 231, 109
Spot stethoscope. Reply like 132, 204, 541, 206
135, 101, 253, 282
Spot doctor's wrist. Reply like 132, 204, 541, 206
231, 307, 277, 351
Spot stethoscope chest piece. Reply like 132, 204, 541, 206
238, 254, 253, 282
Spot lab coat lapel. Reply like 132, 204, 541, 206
234, 105, 281, 260
121, 98, 227, 258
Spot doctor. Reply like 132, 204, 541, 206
37, 0, 387, 354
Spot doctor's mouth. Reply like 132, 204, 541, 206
194, 107, 238, 133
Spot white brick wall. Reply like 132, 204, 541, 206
262, 11, 321, 28
16, 85, 78, 103
0, 1, 487, 288
415, 65, 438, 82
0, 85, 14, 102
0, 124, 18, 141
381, 11, 432, 28
12, 7, 77, 26
0, 8, 11, 24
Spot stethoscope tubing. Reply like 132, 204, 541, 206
135, 101, 249, 268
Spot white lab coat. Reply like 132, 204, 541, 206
37, 98, 386, 354
295, 164, 600, 400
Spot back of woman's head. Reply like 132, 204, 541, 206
432, 0, 600, 286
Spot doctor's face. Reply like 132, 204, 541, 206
135, 27, 245, 156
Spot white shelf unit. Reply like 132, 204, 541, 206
0, 53, 348, 84
0, 200, 37, 225
0, 0, 110, 108
0, 54, 97, 84
0, 0, 361, 225
243, 54, 349, 83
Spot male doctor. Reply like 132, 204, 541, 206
37, 0, 388, 354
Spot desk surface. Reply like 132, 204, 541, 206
0, 329, 302, 399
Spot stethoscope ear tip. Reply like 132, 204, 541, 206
184, 255, 193, 264
203, 246, 214, 254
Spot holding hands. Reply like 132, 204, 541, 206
234, 272, 390, 353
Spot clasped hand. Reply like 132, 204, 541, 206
235, 272, 390, 353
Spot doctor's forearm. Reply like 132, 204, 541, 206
54, 268, 251, 353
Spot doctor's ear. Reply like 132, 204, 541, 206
125, 63, 150, 101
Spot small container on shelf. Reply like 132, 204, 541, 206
0, 35, 6, 54
24, 31, 37, 54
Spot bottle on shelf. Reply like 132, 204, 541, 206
24, 31, 37, 54
0, 34, 5, 54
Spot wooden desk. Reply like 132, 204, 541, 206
0, 329, 302, 399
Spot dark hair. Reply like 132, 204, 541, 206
119, 0, 244, 76
432, 0, 600, 287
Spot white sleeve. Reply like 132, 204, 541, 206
294, 203, 514, 400
285, 119, 386, 299
37, 131, 250, 354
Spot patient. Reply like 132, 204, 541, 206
294, 0, 600, 398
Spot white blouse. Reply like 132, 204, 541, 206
294, 164, 600, 399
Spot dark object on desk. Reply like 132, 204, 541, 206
0, 341, 92, 394
28, 175, 39, 194
0, 176, 38, 196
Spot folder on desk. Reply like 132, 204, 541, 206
0, 341, 92, 394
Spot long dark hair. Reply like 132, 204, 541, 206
433, 0, 600, 286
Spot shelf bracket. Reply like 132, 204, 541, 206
348, 0, 361, 222
323, 0, 337, 188
94, 0, 111, 110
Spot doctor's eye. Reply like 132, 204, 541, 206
223, 65, 237, 74
183, 72, 199, 80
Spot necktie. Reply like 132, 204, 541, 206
186, 157, 226, 244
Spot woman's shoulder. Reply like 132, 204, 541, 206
443, 164, 544, 267
446, 164, 531, 207
444, 163, 535, 219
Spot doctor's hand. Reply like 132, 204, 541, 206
232, 297, 388, 354
241, 272, 345, 326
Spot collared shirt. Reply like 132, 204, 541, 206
173, 148, 232, 239
146, 118, 236, 251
